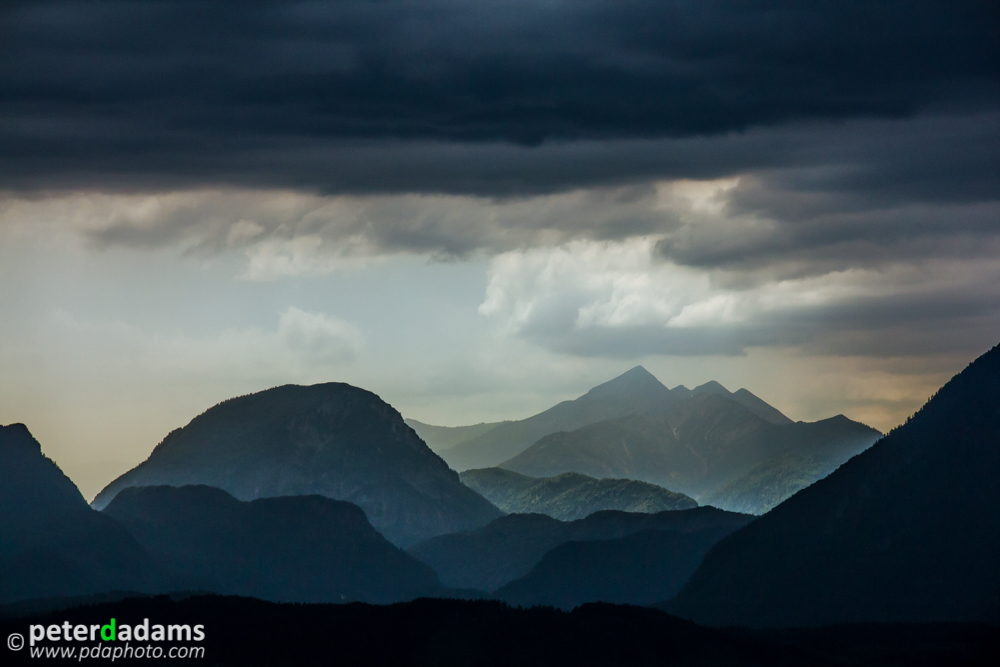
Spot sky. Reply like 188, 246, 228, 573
1, 1, 998, 500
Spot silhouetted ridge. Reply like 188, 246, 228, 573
669, 342, 1000, 626
0, 424, 160, 603
460, 468, 696, 520
0, 424, 90, 527
496, 524, 742, 609
409, 506, 752, 593
104, 485, 441, 603
92, 382, 501, 546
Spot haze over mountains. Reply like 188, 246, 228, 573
668, 343, 1000, 627
416, 366, 879, 513
460, 468, 696, 521
4, 343, 998, 631
434, 367, 796, 472
405, 420, 502, 455
92, 383, 501, 546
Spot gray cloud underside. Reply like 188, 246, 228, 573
68, 112, 998, 277
2, 0, 998, 363
533, 286, 1000, 360
1, 0, 997, 195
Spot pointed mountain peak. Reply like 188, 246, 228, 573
692, 380, 732, 396
617, 365, 658, 381
0, 423, 40, 451
1, 423, 90, 524
580, 366, 667, 402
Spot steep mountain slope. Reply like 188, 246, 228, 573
404, 419, 502, 453
408, 507, 753, 592
497, 525, 742, 609
699, 431, 873, 515
501, 396, 879, 500
104, 485, 441, 603
669, 343, 1000, 627
732, 388, 794, 426
460, 468, 695, 520
92, 383, 501, 546
0, 424, 160, 603
440, 366, 682, 470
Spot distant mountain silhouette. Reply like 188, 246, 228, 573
404, 419, 502, 453
104, 485, 441, 603
440, 366, 680, 470
460, 468, 696, 520
500, 395, 879, 501
497, 525, 743, 609
0, 424, 159, 603
436, 368, 795, 472
691, 381, 794, 426
92, 383, 502, 546
408, 507, 752, 592
668, 343, 1000, 627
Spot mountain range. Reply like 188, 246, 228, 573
408, 507, 752, 593
433, 367, 796, 472
416, 367, 879, 512
6, 342, 997, 629
104, 485, 442, 603
91, 383, 502, 546
500, 396, 879, 508
666, 343, 1000, 626
459, 468, 696, 521
1, 423, 460, 606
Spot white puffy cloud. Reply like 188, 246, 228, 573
477, 237, 1000, 357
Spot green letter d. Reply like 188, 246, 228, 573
101, 618, 116, 641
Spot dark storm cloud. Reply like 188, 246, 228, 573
1, 0, 997, 194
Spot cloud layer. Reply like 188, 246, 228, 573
1, 1, 997, 194
478, 238, 1000, 358
0, 1, 996, 362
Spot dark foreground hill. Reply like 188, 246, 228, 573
91, 383, 502, 546
2, 595, 997, 667
501, 398, 879, 503
408, 507, 752, 592
496, 525, 743, 609
460, 468, 696, 520
668, 343, 1000, 627
0, 424, 160, 604
103, 485, 442, 604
